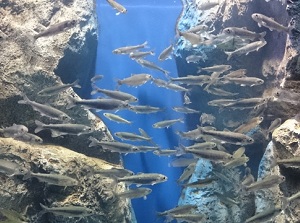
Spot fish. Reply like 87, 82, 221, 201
185, 148, 233, 161
34, 20, 77, 40
93, 167, 134, 178
152, 118, 184, 128
207, 99, 237, 107
106, 0, 127, 15
233, 147, 245, 158
114, 132, 151, 141
170, 158, 198, 167
182, 177, 217, 188
197, 0, 219, 10
116, 188, 152, 200
136, 59, 170, 76
245, 205, 282, 223
263, 118, 281, 139
252, 13, 295, 33
274, 156, 300, 166
138, 128, 158, 147
91, 75, 104, 83
184, 92, 192, 104
198, 64, 231, 73
37, 80, 81, 96
184, 142, 217, 150
66, 96, 129, 111
88, 136, 139, 153
0, 209, 27, 223
169, 213, 206, 223
158, 44, 173, 61
151, 78, 168, 87
177, 163, 196, 183
223, 77, 264, 86
222, 27, 266, 40
172, 106, 199, 114
91, 85, 138, 102
176, 128, 202, 140
23, 171, 78, 186
224, 39, 267, 60
116, 173, 167, 186
205, 87, 239, 97
186, 55, 205, 63
178, 31, 202, 46
0, 159, 27, 177
242, 167, 255, 186
103, 113, 132, 124
164, 83, 191, 92
186, 24, 209, 33
157, 205, 198, 217
14, 132, 43, 144
117, 73, 152, 87
0, 124, 28, 138
170, 75, 211, 85
200, 113, 216, 125
224, 69, 247, 78
39, 203, 95, 218
18, 95, 71, 122
35, 120, 93, 137
153, 149, 178, 156
112, 41, 147, 54
245, 175, 285, 192
129, 105, 163, 114
129, 50, 155, 60
224, 97, 268, 109
137, 145, 160, 152
234, 116, 264, 134
198, 127, 254, 145
223, 156, 249, 169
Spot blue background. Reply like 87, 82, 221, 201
95, 1, 184, 222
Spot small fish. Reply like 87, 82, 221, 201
117, 73, 152, 87
177, 163, 196, 183
224, 39, 267, 60
245, 205, 282, 223
151, 78, 168, 87
252, 13, 295, 33
106, 0, 127, 15
182, 142, 217, 150
197, 0, 219, 10
0, 124, 28, 138
186, 55, 205, 63
223, 27, 266, 40
275, 156, 300, 166
169, 213, 206, 222
152, 118, 184, 128
35, 120, 93, 137
242, 167, 255, 186
182, 177, 216, 188
0, 159, 26, 177
184, 92, 192, 104
88, 136, 139, 153
224, 69, 247, 78
223, 77, 264, 87
198, 64, 231, 73
117, 173, 167, 186
245, 175, 285, 192
158, 44, 173, 61
137, 145, 160, 152
37, 80, 81, 96
91, 85, 138, 102
205, 87, 239, 97
233, 147, 245, 158
185, 148, 233, 161
14, 132, 43, 144
223, 156, 249, 169
93, 167, 134, 178
113, 41, 147, 54
207, 99, 237, 107
226, 97, 268, 110
23, 171, 78, 186
176, 128, 202, 140
164, 83, 191, 92
138, 128, 158, 147
234, 116, 264, 134
116, 188, 152, 200
66, 96, 129, 111
264, 118, 281, 139
91, 75, 104, 83
136, 59, 170, 76
114, 132, 151, 141
170, 75, 211, 85
186, 24, 209, 33
129, 50, 155, 60
170, 158, 198, 167
103, 113, 132, 124
39, 203, 95, 218
153, 149, 179, 156
129, 105, 163, 114
34, 20, 77, 39
18, 95, 71, 122
172, 106, 199, 114
157, 205, 198, 216
178, 31, 202, 46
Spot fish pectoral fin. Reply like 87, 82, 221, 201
136, 184, 142, 187
50, 130, 64, 138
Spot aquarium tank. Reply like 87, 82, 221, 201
1, 0, 300, 223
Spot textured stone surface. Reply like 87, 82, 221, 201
0, 137, 133, 223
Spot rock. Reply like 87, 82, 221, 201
0, 137, 134, 223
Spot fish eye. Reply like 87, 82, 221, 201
133, 147, 139, 151
282, 176, 286, 180
87, 127, 92, 131
225, 29, 231, 34
258, 80, 264, 84
247, 138, 254, 143
259, 117, 264, 121
275, 91, 280, 97
162, 176, 167, 180
88, 210, 94, 214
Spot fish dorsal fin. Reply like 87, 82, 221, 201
223, 128, 232, 132
241, 27, 247, 30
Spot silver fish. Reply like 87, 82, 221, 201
35, 120, 93, 137
37, 80, 81, 96
172, 106, 199, 114
176, 128, 202, 140
198, 64, 231, 73
186, 55, 205, 63
114, 132, 151, 141
197, 0, 219, 10
182, 177, 216, 188
93, 168, 134, 178
225, 97, 268, 109
200, 113, 216, 125
136, 59, 170, 76
223, 27, 266, 40
66, 96, 129, 111
170, 75, 211, 85
88, 136, 139, 153
116, 188, 152, 200
185, 148, 233, 161
137, 145, 160, 152
151, 78, 168, 87
106, 0, 127, 15
245, 205, 282, 223
186, 25, 209, 33
91, 75, 104, 83
39, 203, 95, 217
157, 205, 198, 216
177, 163, 196, 183
112, 41, 147, 54
91, 85, 138, 102
23, 171, 78, 186
170, 158, 198, 167
152, 118, 184, 128
225, 39, 267, 60
179, 31, 202, 46
14, 132, 43, 144
264, 118, 282, 139
245, 175, 285, 192
117, 173, 167, 186
153, 149, 178, 156
205, 87, 239, 97
233, 147, 245, 158
223, 156, 249, 169
117, 73, 152, 87
34, 20, 77, 40
158, 44, 173, 61
252, 13, 295, 33
242, 167, 255, 186
18, 95, 71, 122
223, 77, 264, 86
129, 105, 163, 114
0, 124, 28, 138
207, 99, 236, 107
182, 142, 217, 150
0, 159, 26, 177
164, 83, 191, 92
169, 213, 206, 222
234, 116, 264, 134
129, 50, 155, 60
224, 69, 247, 78
103, 113, 132, 124
184, 92, 192, 104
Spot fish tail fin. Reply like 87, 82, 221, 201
22, 169, 32, 180
66, 96, 78, 109
142, 41, 148, 47
18, 94, 30, 105
88, 136, 99, 147
34, 120, 45, 133
175, 144, 186, 156
224, 51, 233, 61
37, 203, 48, 218
150, 50, 155, 56
72, 79, 81, 89
259, 31, 266, 40
270, 157, 278, 169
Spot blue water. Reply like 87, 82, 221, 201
95, 1, 184, 223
